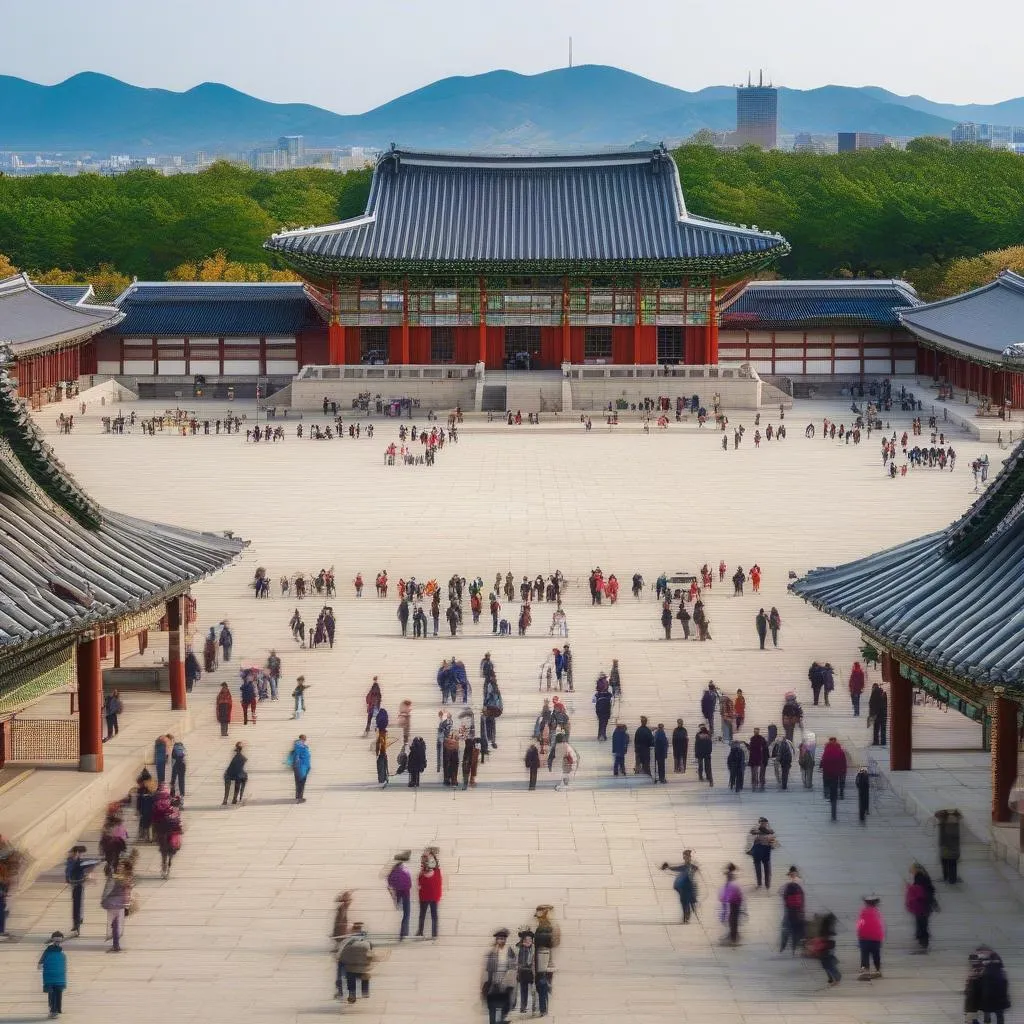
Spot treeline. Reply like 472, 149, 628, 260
675, 139, 1024, 293
2, 144, 1024, 298
0, 162, 372, 287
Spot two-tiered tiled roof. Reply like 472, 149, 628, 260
721, 279, 921, 330
266, 146, 790, 278
112, 281, 323, 337
790, 440, 1024, 692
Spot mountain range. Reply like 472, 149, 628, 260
2, 66, 1023, 154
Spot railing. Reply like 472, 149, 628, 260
567, 363, 756, 381
8, 719, 79, 763
297, 364, 481, 381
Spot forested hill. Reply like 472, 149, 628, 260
1, 142, 1023, 296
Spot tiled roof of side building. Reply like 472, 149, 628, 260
720, 279, 921, 330
790, 439, 1024, 692
898, 270, 1024, 358
112, 281, 324, 337
265, 146, 790, 277
0, 368, 245, 651
37, 284, 95, 305
0, 274, 122, 354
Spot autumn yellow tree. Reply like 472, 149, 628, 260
166, 250, 297, 283
936, 246, 1024, 298
0, 253, 18, 277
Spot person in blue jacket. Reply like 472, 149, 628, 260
611, 722, 630, 776
653, 724, 670, 784
38, 930, 67, 1018
288, 735, 311, 803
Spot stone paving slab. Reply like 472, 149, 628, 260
0, 396, 1019, 1024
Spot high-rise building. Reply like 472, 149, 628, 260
278, 135, 305, 166
838, 132, 888, 152
736, 71, 778, 149
952, 122, 1016, 148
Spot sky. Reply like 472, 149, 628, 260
2, 0, 1023, 110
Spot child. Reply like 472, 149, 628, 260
38, 931, 67, 1018
856, 895, 885, 979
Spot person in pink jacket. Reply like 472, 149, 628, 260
856, 895, 885, 979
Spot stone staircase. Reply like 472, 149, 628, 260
480, 384, 507, 412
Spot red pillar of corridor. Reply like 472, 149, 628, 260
883, 651, 913, 771
167, 596, 187, 710
990, 692, 1019, 824
76, 636, 103, 772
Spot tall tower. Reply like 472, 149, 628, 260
736, 71, 778, 149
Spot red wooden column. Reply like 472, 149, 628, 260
561, 277, 571, 364
113, 632, 122, 668
989, 692, 1019, 823
167, 596, 187, 711
328, 282, 345, 364
883, 652, 913, 771
399, 278, 411, 365
632, 275, 642, 363
76, 636, 103, 773
478, 277, 487, 364
707, 278, 719, 365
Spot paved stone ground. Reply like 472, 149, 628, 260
1, 397, 1021, 1024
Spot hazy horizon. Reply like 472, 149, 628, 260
1, 0, 1022, 113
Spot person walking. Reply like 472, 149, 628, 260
552, 733, 578, 791
218, 622, 233, 663
849, 661, 866, 716
292, 676, 310, 719
288, 734, 311, 802
415, 850, 442, 938
337, 923, 376, 1004
240, 673, 257, 725
768, 606, 781, 647
773, 735, 794, 790
153, 734, 170, 785
727, 740, 746, 792
819, 736, 848, 821
906, 862, 938, 954
364, 678, 382, 735
661, 601, 672, 639
222, 742, 248, 805
778, 866, 806, 955
169, 737, 187, 801
407, 736, 427, 788
525, 742, 541, 790
154, 794, 182, 878
611, 722, 630, 777
103, 689, 123, 741
748, 817, 776, 888
385, 851, 412, 941
755, 608, 768, 650
633, 717, 654, 777
482, 928, 516, 1024
532, 905, 558, 1016
808, 912, 841, 987
661, 850, 699, 923
935, 809, 962, 883
653, 723, 669, 784
856, 895, 885, 979
99, 859, 133, 952
513, 929, 537, 1016
747, 727, 768, 791
38, 930, 67, 1018
733, 689, 746, 732
184, 647, 202, 692
64, 846, 99, 937
671, 719, 688, 773
265, 650, 282, 700
868, 684, 888, 745
964, 946, 1011, 1024
694, 725, 713, 786
215, 682, 233, 737
594, 686, 612, 741
855, 766, 871, 822
700, 682, 718, 737
719, 864, 744, 946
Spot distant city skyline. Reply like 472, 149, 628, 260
1, 0, 1023, 112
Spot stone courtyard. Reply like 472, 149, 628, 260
1, 395, 1021, 1024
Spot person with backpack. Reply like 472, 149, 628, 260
768, 606, 782, 647
772, 736, 794, 790
407, 736, 427, 788
906, 862, 938, 954
482, 678, 503, 748
364, 678, 382, 735
727, 740, 746, 792
38, 930, 67, 1018
287, 734, 311, 802
935, 809, 962, 883
694, 725, 714, 786
215, 683, 233, 737
103, 689, 123, 741
778, 866, 806, 955
671, 719, 688, 773
385, 851, 412, 941
337, 923, 376, 1004
217, 622, 233, 663
222, 742, 248, 805
661, 850, 699, 923
169, 738, 187, 801
100, 858, 134, 952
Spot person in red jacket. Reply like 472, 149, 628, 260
747, 727, 769, 792
819, 737, 848, 821
849, 662, 866, 717
415, 848, 443, 938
